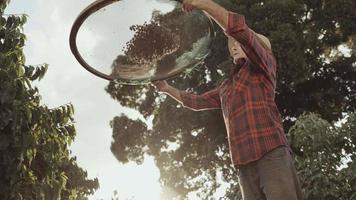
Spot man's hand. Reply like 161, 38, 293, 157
152, 80, 183, 102
182, 0, 228, 31
182, 0, 204, 12
152, 80, 170, 93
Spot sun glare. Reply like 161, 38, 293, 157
112, 156, 162, 200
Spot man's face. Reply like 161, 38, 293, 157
228, 37, 247, 64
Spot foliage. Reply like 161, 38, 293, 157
0, 2, 98, 199
106, 0, 356, 199
289, 113, 356, 200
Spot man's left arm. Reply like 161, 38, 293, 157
224, 12, 277, 87
184, 0, 276, 86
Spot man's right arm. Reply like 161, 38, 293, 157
153, 80, 183, 103
152, 80, 221, 111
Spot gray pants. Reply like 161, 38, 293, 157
237, 146, 303, 200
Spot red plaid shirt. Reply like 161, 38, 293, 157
180, 12, 289, 167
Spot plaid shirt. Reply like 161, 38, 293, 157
180, 12, 289, 167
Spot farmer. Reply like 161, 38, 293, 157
153, 0, 302, 199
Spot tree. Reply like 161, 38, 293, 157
289, 113, 356, 200
0, 1, 98, 199
106, 0, 356, 199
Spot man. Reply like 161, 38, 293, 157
153, 0, 302, 199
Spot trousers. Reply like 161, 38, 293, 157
237, 146, 303, 200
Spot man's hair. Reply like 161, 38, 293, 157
255, 33, 272, 50
228, 31, 272, 51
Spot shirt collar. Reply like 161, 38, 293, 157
229, 58, 247, 77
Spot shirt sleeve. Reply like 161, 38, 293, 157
225, 12, 277, 89
180, 87, 221, 111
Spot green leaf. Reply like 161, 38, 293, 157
0, 5, 98, 199
16, 64, 24, 76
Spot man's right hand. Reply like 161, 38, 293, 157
152, 80, 184, 103
152, 80, 170, 93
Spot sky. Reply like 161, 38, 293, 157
5, 0, 176, 199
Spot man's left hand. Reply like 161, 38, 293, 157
182, 0, 204, 12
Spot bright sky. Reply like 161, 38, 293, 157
5, 0, 176, 199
